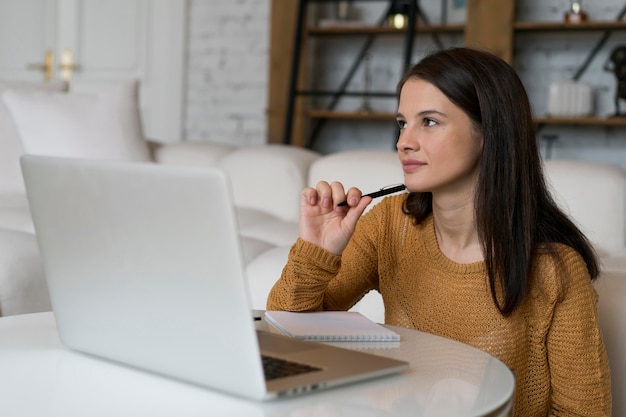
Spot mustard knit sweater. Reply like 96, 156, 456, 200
267, 195, 611, 416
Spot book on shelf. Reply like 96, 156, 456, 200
264, 310, 400, 342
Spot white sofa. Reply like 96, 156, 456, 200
6, 141, 625, 313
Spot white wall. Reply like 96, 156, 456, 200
184, 0, 270, 146
183, 0, 626, 170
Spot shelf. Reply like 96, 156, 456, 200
535, 116, 626, 126
307, 109, 395, 120
514, 21, 626, 32
308, 24, 464, 36
306, 111, 626, 127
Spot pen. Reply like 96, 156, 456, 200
337, 184, 406, 207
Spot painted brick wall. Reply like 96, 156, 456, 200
184, 0, 626, 169
184, 0, 270, 146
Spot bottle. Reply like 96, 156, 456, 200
564, 1, 588, 24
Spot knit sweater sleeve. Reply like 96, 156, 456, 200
266, 198, 389, 312
543, 247, 612, 416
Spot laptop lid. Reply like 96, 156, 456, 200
21, 155, 408, 400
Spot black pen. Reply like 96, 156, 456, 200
337, 184, 406, 207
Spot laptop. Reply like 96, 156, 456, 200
21, 154, 408, 401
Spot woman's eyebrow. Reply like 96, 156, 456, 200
417, 109, 446, 117
396, 109, 446, 119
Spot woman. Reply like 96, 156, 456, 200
267, 47, 611, 415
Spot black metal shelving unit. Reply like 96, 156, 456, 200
282, 0, 442, 148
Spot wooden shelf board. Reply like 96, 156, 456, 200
307, 110, 395, 120
515, 21, 626, 32
308, 24, 464, 36
535, 116, 626, 126
306, 111, 626, 126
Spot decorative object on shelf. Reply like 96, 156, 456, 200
317, 0, 361, 28
604, 45, 626, 116
336, 0, 352, 20
547, 81, 594, 117
387, 0, 410, 29
444, 0, 467, 25
564, 0, 588, 24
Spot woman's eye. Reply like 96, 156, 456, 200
423, 118, 437, 127
396, 120, 407, 129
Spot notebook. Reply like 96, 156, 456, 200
20, 155, 408, 401
265, 311, 400, 341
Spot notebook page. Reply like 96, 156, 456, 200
264, 311, 400, 342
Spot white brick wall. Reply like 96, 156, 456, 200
183, 0, 626, 169
184, 0, 269, 146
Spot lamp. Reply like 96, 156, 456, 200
388, 1, 411, 29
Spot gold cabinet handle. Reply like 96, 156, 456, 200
27, 50, 55, 81
58, 49, 81, 82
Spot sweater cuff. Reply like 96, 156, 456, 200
293, 238, 341, 273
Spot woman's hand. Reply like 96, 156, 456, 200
298, 181, 372, 255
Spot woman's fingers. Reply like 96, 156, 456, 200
329, 181, 348, 208
301, 187, 319, 206
304, 181, 369, 210
342, 186, 365, 208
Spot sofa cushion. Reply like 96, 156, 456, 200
1, 79, 150, 162
236, 207, 298, 247
0, 229, 50, 316
601, 251, 626, 272
246, 245, 291, 310
0, 194, 34, 234
0, 80, 68, 194
240, 236, 275, 265
221, 144, 321, 223
544, 159, 626, 256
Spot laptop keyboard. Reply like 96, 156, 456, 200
262, 355, 322, 381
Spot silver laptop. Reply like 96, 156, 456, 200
21, 155, 408, 401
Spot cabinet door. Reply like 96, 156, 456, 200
0, 0, 57, 81
0, 0, 186, 142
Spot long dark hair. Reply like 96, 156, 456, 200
398, 47, 599, 316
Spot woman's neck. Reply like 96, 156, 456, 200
432, 194, 483, 264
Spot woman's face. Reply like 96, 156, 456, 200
396, 78, 483, 199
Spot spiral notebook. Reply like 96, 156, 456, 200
265, 311, 401, 342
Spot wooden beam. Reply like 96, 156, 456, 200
464, 0, 515, 64
267, 0, 309, 146
267, 0, 296, 144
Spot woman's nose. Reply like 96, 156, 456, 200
396, 130, 418, 152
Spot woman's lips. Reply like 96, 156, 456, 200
402, 159, 425, 173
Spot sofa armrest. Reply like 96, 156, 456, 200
594, 269, 626, 416
152, 141, 238, 167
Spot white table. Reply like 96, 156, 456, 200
0, 312, 515, 417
